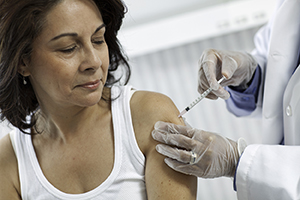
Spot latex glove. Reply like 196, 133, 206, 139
152, 121, 241, 178
198, 49, 257, 100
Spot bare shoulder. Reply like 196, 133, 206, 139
130, 90, 184, 151
0, 133, 21, 199
130, 90, 183, 126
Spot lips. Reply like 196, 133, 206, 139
77, 79, 101, 89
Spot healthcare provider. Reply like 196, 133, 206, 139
152, 0, 300, 199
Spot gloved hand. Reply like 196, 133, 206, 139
152, 121, 243, 178
198, 49, 257, 100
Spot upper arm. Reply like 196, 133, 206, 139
131, 91, 197, 200
0, 134, 21, 200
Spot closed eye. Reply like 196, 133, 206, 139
92, 40, 105, 45
60, 46, 77, 53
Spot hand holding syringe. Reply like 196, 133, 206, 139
178, 76, 226, 117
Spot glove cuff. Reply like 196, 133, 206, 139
237, 138, 247, 157
232, 138, 247, 190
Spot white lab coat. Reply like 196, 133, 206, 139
236, 0, 300, 199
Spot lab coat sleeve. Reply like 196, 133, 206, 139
236, 144, 300, 200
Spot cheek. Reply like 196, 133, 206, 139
29, 56, 75, 92
101, 49, 110, 79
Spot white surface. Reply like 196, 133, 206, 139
122, 0, 237, 28
119, 0, 276, 57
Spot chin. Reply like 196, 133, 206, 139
71, 86, 107, 107
77, 92, 103, 107
85, 97, 103, 107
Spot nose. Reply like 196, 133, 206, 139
79, 44, 102, 72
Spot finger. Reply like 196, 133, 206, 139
156, 144, 193, 164
198, 72, 225, 101
152, 121, 195, 138
198, 84, 218, 100
153, 131, 200, 150
182, 117, 192, 128
197, 72, 218, 100
199, 50, 220, 90
201, 60, 219, 90
197, 67, 210, 93
164, 158, 200, 176
201, 92, 219, 100
154, 121, 191, 137
153, 122, 215, 149
221, 56, 238, 79
152, 130, 185, 146
210, 86, 230, 100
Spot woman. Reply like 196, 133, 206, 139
0, 0, 197, 199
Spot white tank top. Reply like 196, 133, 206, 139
9, 85, 147, 200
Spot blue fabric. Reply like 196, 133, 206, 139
233, 153, 243, 191
225, 66, 261, 117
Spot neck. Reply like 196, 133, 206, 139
35, 98, 110, 143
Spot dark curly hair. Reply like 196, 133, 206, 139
0, 0, 130, 133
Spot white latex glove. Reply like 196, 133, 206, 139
152, 121, 243, 178
198, 49, 257, 100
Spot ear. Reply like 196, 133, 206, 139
17, 57, 30, 77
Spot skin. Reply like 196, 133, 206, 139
131, 91, 197, 199
0, 0, 197, 199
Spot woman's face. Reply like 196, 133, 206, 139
23, 0, 109, 109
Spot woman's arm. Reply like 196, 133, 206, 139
0, 134, 21, 200
131, 91, 197, 200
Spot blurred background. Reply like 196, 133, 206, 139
0, 0, 276, 199
119, 0, 276, 199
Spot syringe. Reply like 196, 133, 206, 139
178, 76, 226, 117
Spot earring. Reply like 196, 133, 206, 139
23, 76, 27, 85
22, 71, 27, 85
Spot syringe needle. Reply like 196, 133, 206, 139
178, 76, 225, 118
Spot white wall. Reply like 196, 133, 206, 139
119, 0, 276, 57
122, 0, 237, 28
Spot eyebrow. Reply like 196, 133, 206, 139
94, 23, 106, 35
50, 23, 106, 41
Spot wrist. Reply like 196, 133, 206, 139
227, 138, 247, 177
237, 138, 247, 157
226, 139, 239, 177
233, 138, 247, 190
233, 138, 247, 176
